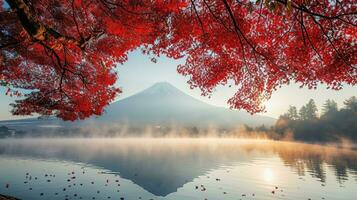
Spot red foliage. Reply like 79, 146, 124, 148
153, 0, 357, 113
1, 0, 356, 120
0, 0, 176, 120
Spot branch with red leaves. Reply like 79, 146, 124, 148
0, 0, 356, 120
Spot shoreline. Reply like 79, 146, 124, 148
0, 195, 19, 200
0, 137, 356, 151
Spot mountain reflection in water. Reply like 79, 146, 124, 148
0, 138, 356, 199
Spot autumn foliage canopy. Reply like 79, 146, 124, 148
0, 0, 356, 120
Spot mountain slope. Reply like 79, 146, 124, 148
97, 82, 275, 126
0, 82, 276, 132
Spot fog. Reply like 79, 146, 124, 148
6, 122, 273, 139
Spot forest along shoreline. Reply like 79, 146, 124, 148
0, 194, 19, 200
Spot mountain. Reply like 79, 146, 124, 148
95, 82, 275, 127
0, 82, 275, 136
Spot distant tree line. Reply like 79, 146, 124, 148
245, 97, 357, 142
0, 126, 14, 138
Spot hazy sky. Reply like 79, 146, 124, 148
0, 50, 356, 120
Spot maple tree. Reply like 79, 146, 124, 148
1, 0, 356, 120
0, 0, 182, 120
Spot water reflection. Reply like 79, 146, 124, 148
270, 142, 357, 183
0, 138, 356, 199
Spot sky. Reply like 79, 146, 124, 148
0, 50, 356, 120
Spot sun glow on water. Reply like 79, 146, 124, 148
263, 168, 275, 182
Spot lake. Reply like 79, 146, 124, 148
0, 138, 356, 200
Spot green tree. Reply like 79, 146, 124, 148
343, 96, 357, 112
299, 105, 308, 120
305, 99, 318, 120
299, 99, 318, 120
286, 106, 299, 120
322, 99, 338, 117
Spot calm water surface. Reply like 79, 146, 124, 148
0, 138, 356, 200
